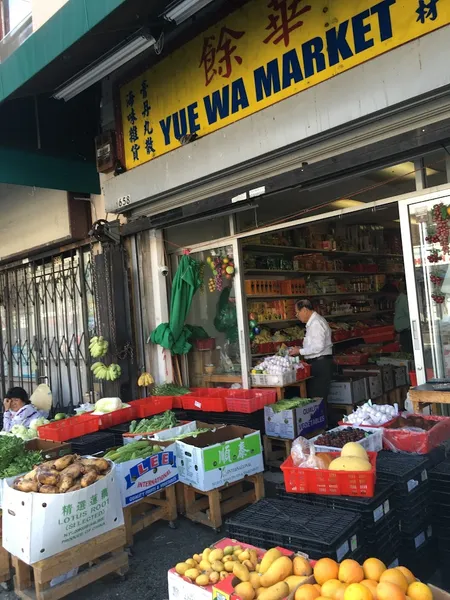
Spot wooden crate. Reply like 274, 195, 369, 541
183, 473, 265, 532
0, 543, 11, 587
123, 485, 177, 547
12, 526, 128, 600
263, 435, 293, 468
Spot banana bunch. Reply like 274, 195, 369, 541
138, 372, 154, 387
91, 362, 122, 381
89, 336, 109, 358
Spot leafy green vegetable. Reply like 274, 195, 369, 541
270, 398, 315, 413
0, 451, 42, 478
164, 428, 209, 441
104, 441, 163, 463
130, 411, 178, 434
152, 383, 190, 396
0, 436, 26, 473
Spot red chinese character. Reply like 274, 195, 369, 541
199, 26, 245, 86
264, 0, 312, 47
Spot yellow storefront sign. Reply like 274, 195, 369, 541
120, 0, 449, 170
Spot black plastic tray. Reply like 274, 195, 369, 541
226, 498, 361, 562
70, 431, 116, 455
182, 409, 265, 430
376, 451, 429, 491
399, 537, 437, 582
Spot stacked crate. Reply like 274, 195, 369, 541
430, 459, 450, 587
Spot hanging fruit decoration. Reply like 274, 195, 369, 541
199, 262, 205, 294
206, 253, 236, 292
430, 272, 445, 305
248, 313, 260, 340
427, 249, 443, 264
428, 203, 450, 257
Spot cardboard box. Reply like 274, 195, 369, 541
176, 426, 264, 492
342, 368, 383, 399
328, 377, 369, 405
377, 357, 414, 383
393, 365, 408, 387
344, 365, 395, 394
114, 441, 178, 507
25, 439, 71, 460
2, 463, 124, 564
264, 399, 326, 440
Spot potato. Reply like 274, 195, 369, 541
80, 458, 109, 473
233, 562, 250, 582
235, 582, 255, 600
258, 581, 289, 600
39, 460, 55, 470
80, 470, 97, 488
209, 549, 224, 562
39, 485, 58, 494
260, 557, 293, 588
62, 463, 83, 479
175, 563, 189, 575
53, 455, 74, 471
259, 549, 283, 574
184, 568, 200, 581
58, 476, 74, 493
23, 470, 37, 481
15, 480, 38, 493
37, 469, 59, 487
196, 574, 209, 586
67, 484, 81, 492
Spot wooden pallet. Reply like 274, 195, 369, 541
123, 485, 177, 546
12, 526, 128, 600
183, 473, 265, 531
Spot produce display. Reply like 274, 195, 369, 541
91, 362, 122, 382
129, 410, 178, 433
1, 416, 50, 441
12, 454, 110, 494
253, 355, 298, 376
270, 398, 317, 414
137, 371, 154, 387
0, 436, 43, 479
315, 428, 373, 448
89, 336, 109, 358
92, 397, 129, 415
104, 441, 162, 463
175, 543, 434, 600
152, 383, 191, 396
388, 415, 436, 430
343, 401, 399, 426
291, 439, 373, 472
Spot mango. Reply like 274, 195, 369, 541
235, 582, 256, 600
249, 572, 262, 589
212, 560, 225, 573
199, 560, 212, 571
249, 550, 259, 566
202, 548, 212, 561
195, 574, 209, 586
234, 562, 250, 582
285, 575, 309, 593
239, 550, 251, 562
259, 548, 283, 574
175, 562, 189, 575
184, 568, 200, 581
225, 562, 235, 573
260, 556, 293, 587
258, 581, 290, 600
243, 560, 255, 571
293, 556, 313, 577
185, 558, 197, 568
210, 549, 224, 562
193, 554, 202, 563
209, 571, 220, 584
220, 571, 229, 581
224, 545, 234, 556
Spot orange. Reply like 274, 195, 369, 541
397, 567, 416, 586
344, 583, 372, 600
360, 580, 378, 599
379, 569, 408, 593
377, 582, 406, 600
295, 584, 321, 600
407, 582, 433, 600
362, 558, 386, 582
322, 580, 346, 599
314, 585, 323, 593
336, 585, 349, 600
339, 560, 365, 584
314, 558, 339, 586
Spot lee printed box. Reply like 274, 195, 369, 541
328, 377, 369, 405
114, 441, 179, 507
264, 399, 326, 440
176, 426, 264, 492
3, 464, 124, 564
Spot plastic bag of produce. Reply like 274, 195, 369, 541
291, 436, 332, 470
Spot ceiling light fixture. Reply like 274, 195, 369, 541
164, 0, 215, 24
53, 31, 157, 102
332, 199, 366, 209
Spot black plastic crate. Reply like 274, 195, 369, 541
426, 445, 446, 468
432, 489, 450, 508
430, 459, 450, 493
105, 421, 132, 446
70, 431, 116, 455
399, 522, 434, 555
226, 498, 361, 562
277, 482, 395, 530
397, 487, 432, 534
376, 451, 429, 498
399, 537, 437, 582
182, 409, 265, 430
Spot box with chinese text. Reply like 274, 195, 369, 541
264, 399, 325, 439
2, 463, 123, 564
176, 426, 264, 492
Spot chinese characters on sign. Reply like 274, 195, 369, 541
126, 79, 156, 162
199, 26, 245, 86
263, 0, 311, 47
416, 0, 439, 23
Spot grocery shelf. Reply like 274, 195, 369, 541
244, 269, 404, 276
254, 310, 393, 327
243, 244, 403, 259
248, 291, 385, 299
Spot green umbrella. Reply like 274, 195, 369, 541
149, 254, 202, 355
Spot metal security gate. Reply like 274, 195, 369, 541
0, 246, 96, 412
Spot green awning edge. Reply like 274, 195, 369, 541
0, 147, 100, 194
0, 0, 127, 102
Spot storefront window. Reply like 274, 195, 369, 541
183, 245, 241, 387
165, 216, 229, 252
421, 149, 448, 189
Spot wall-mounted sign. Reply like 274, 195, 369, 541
120, 0, 449, 171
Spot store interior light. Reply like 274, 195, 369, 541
377, 161, 440, 180
53, 31, 157, 102
332, 199, 366, 209
164, 0, 215, 24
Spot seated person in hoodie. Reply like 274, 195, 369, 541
2, 387, 43, 432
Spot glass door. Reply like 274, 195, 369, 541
399, 188, 450, 384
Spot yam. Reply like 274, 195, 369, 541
81, 470, 98, 488
53, 455, 74, 471
260, 557, 293, 587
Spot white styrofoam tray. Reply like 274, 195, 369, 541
310, 425, 383, 453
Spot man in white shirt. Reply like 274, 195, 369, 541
289, 299, 334, 400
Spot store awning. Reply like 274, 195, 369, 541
0, 146, 100, 193
0, 0, 170, 103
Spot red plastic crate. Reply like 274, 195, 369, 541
97, 405, 136, 429
381, 415, 450, 454
194, 338, 216, 351
225, 389, 276, 413
172, 396, 184, 409
334, 353, 369, 366
182, 394, 227, 412
281, 452, 377, 497
129, 396, 173, 418
296, 362, 311, 380
189, 388, 229, 397
38, 413, 99, 442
